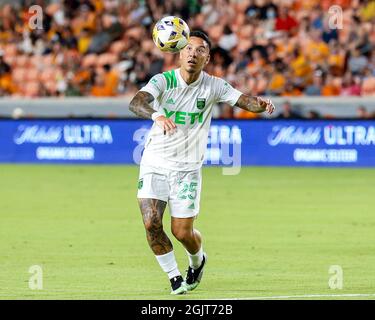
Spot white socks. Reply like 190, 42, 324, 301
155, 247, 204, 279
155, 251, 181, 279
186, 246, 203, 270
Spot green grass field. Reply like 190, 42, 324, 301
1, 164, 375, 300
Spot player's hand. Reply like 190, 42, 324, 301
154, 115, 177, 135
257, 97, 276, 115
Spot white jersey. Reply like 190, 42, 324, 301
139, 68, 242, 171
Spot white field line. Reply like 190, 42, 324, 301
218, 293, 375, 300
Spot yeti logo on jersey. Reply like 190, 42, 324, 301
138, 179, 143, 190
163, 107, 204, 125
196, 98, 206, 110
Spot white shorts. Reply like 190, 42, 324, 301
137, 165, 202, 218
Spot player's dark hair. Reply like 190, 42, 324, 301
190, 30, 212, 50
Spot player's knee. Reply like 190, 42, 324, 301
143, 216, 163, 234
171, 228, 192, 243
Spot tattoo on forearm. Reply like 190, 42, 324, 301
129, 91, 156, 119
235, 94, 265, 113
138, 198, 173, 255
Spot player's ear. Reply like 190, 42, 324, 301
205, 53, 210, 66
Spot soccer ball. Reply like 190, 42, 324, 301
152, 16, 190, 53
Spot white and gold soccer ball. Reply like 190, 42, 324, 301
152, 16, 190, 53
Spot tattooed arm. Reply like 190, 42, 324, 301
129, 91, 157, 119
235, 94, 275, 115
129, 91, 177, 134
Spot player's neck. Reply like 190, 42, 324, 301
179, 68, 201, 85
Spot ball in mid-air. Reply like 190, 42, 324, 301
152, 16, 190, 53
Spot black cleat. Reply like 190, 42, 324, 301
170, 275, 187, 295
185, 253, 207, 291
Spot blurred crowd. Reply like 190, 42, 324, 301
0, 0, 374, 117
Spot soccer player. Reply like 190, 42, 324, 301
129, 31, 275, 294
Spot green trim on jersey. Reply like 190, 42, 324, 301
163, 70, 178, 90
